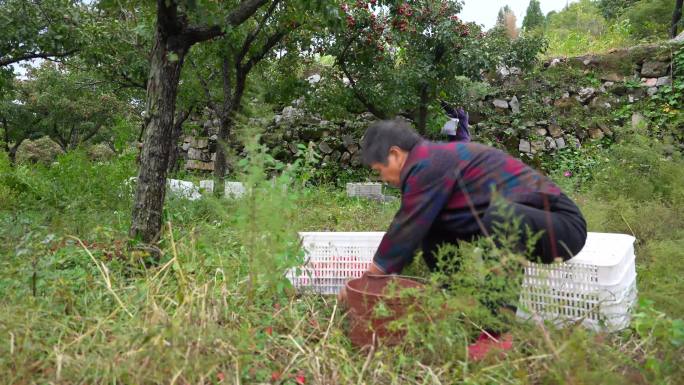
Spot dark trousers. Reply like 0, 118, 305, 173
422, 193, 587, 270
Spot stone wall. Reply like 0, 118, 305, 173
260, 104, 374, 169
181, 103, 376, 173
473, 42, 678, 157
179, 42, 680, 173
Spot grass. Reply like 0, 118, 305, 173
1, 131, 683, 384
544, 21, 635, 58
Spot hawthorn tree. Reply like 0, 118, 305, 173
319, 0, 544, 133
187, 0, 332, 181
78, 1, 153, 94
0, 79, 43, 163
18, 62, 127, 152
129, 0, 274, 244
0, 0, 85, 68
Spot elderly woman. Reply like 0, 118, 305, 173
352, 119, 586, 277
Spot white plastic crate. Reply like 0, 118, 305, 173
286, 232, 382, 294
287, 231, 638, 331
517, 232, 638, 331
346, 183, 383, 198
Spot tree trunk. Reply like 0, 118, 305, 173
9, 139, 23, 165
672, 0, 683, 38
129, 0, 268, 244
68, 125, 79, 150
416, 84, 430, 134
213, 114, 232, 180
130, 26, 188, 243
214, 56, 233, 180
1, 117, 9, 154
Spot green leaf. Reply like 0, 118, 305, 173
167, 52, 180, 63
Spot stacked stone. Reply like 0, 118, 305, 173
639, 60, 672, 96
183, 137, 215, 171
266, 104, 371, 169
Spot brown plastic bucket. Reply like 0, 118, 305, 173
345, 275, 425, 348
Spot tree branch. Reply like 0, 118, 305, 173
0, 50, 78, 67
241, 25, 294, 74
184, 0, 271, 45
118, 70, 147, 90
82, 123, 103, 143
1, 117, 9, 153
227, 0, 271, 26
67, 123, 77, 149
237, 0, 282, 62
52, 123, 68, 151
336, 38, 387, 119
174, 106, 193, 131
221, 55, 233, 117
189, 59, 219, 114
184, 25, 225, 45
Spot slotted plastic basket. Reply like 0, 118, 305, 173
517, 232, 638, 331
286, 232, 382, 294
287, 231, 638, 331
346, 183, 383, 198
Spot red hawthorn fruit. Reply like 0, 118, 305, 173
346, 15, 356, 27
295, 371, 306, 384
271, 371, 282, 382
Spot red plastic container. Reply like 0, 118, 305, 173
345, 275, 425, 347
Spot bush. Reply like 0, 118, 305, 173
86, 143, 116, 162
592, 134, 684, 205
15, 136, 64, 165
622, 0, 675, 39
0, 152, 18, 210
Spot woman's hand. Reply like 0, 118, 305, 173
338, 263, 385, 305
337, 286, 348, 305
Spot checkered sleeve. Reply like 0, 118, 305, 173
373, 160, 456, 273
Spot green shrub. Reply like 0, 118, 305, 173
0, 152, 17, 210
622, 0, 675, 39
592, 134, 684, 205
15, 136, 64, 165
86, 143, 116, 162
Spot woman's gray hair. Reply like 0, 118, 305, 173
361, 119, 422, 165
